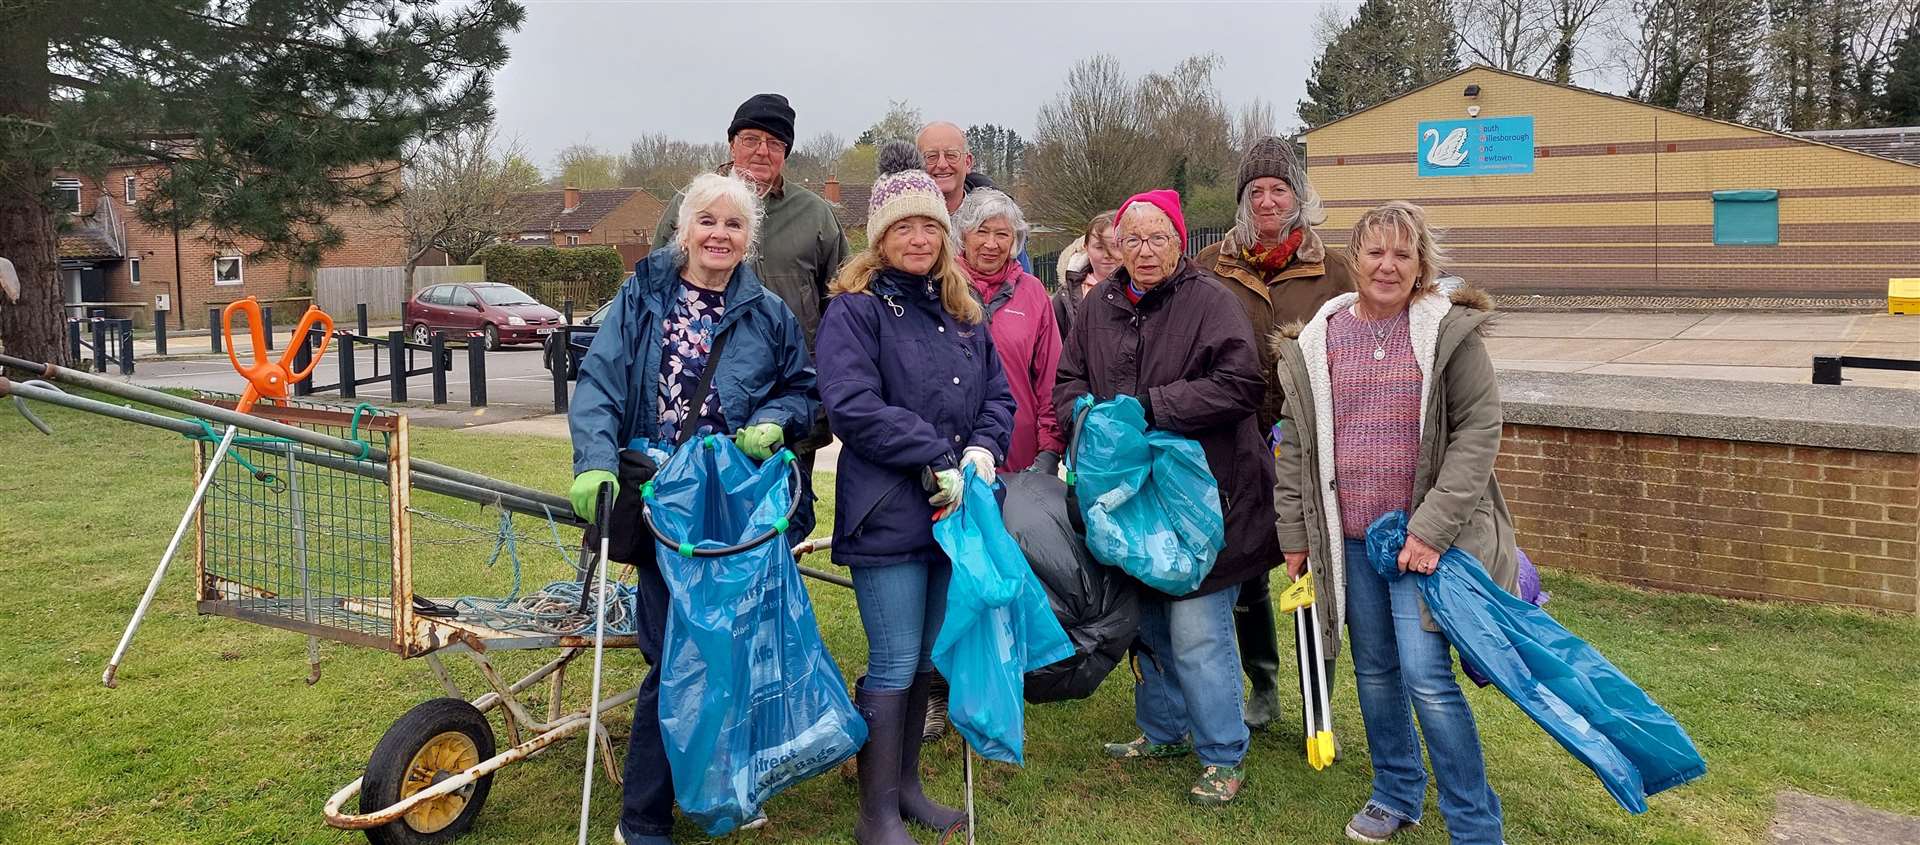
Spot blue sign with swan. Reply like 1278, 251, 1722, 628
1416, 116, 1535, 177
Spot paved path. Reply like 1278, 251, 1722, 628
1769, 791, 1920, 844
1487, 311, 1918, 389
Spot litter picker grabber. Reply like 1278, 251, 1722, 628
1281, 572, 1336, 770
102, 297, 333, 687
577, 483, 616, 845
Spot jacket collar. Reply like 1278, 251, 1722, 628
632, 249, 765, 318
1211, 227, 1329, 297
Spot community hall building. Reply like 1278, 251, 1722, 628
1301, 66, 1920, 299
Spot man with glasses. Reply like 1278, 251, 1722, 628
915, 121, 1031, 273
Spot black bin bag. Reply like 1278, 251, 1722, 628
1001, 471, 1138, 703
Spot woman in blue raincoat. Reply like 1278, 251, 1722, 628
814, 141, 1015, 845
566, 172, 817, 845
1271, 201, 1517, 845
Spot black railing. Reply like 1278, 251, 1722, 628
66, 313, 133, 375
294, 327, 487, 407
1811, 355, 1920, 385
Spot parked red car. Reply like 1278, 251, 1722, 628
404, 282, 563, 350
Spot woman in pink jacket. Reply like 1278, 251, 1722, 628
953, 188, 1065, 474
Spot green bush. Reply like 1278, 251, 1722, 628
471, 243, 626, 306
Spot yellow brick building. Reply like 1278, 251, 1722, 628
1302, 66, 1920, 298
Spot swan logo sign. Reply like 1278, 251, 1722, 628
1416, 116, 1535, 177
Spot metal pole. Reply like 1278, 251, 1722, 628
552, 327, 570, 414
117, 320, 134, 375
263, 305, 275, 352
468, 337, 487, 407
67, 320, 81, 364
430, 332, 448, 405
90, 318, 106, 372
292, 328, 314, 397
563, 298, 574, 325
153, 309, 168, 356
339, 334, 357, 399
209, 308, 222, 353
284, 444, 324, 686
356, 302, 369, 337
577, 485, 614, 845
387, 330, 407, 403
103, 424, 241, 687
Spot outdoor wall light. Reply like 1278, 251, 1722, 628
1464, 84, 1482, 117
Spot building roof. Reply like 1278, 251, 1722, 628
58, 228, 121, 260
1793, 126, 1920, 166
1303, 65, 1920, 170
829, 182, 873, 230
508, 187, 656, 233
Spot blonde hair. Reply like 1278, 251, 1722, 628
1347, 201, 1446, 294
829, 221, 983, 324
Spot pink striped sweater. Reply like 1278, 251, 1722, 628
1328, 307, 1423, 539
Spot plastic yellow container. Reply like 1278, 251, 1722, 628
1892, 278, 1920, 315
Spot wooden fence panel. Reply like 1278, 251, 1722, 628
315, 265, 483, 321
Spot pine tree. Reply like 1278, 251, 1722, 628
1298, 0, 1462, 128
0, 1, 522, 367
1885, 20, 1920, 124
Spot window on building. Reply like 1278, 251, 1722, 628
124, 176, 138, 204
1712, 190, 1779, 245
565, 234, 581, 246
52, 179, 82, 213
129, 258, 142, 285
214, 255, 244, 286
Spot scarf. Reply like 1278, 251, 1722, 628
964, 256, 1020, 302
1241, 227, 1306, 278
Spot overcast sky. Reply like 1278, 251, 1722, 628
493, 0, 1355, 172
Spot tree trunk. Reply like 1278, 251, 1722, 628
0, 9, 65, 369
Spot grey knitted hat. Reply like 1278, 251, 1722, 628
1237, 136, 1304, 196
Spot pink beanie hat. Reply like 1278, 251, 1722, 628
1115, 189, 1187, 249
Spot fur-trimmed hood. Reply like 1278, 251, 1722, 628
1273, 282, 1493, 346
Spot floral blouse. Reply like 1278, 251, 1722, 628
656, 280, 728, 441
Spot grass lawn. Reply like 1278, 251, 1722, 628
2, 396, 1918, 844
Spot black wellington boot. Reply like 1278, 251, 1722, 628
900, 671, 968, 841
854, 682, 916, 845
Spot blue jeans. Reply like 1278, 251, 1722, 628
850, 558, 952, 691
1344, 538, 1503, 844
619, 555, 675, 840
1133, 585, 1249, 768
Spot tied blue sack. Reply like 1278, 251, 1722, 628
1364, 511, 1706, 814
648, 436, 866, 835
1067, 395, 1223, 596
932, 469, 1075, 765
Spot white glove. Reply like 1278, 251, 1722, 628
960, 446, 998, 482
928, 468, 964, 509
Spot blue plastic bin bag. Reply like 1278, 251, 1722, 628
1067, 394, 1224, 596
1364, 511, 1706, 814
647, 435, 866, 835
932, 469, 1075, 764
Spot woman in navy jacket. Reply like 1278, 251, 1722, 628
814, 142, 1014, 845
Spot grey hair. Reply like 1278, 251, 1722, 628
1117, 201, 1176, 236
672, 172, 765, 264
950, 188, 1029, 258
1221, 171, 1326, 255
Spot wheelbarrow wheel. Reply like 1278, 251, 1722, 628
361, 698, 497, 845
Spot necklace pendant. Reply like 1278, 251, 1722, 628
1373, 346, 1386, 360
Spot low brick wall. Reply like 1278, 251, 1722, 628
1494, 372, 1920, 614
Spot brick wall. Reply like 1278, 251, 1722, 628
1496, 423, 1920, 613
588, 190, 664, 246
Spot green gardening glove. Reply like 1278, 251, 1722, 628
569, 469, 619, 522
733, 422, 784, 461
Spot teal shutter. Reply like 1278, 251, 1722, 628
1712, 190, 1779, 245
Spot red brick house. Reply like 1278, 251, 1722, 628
54, 165, 406, 328
505, 186, 663, 252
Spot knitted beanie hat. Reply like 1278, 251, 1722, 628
1237, 136, 1304, 196
865, 140, 950, 241
727, 93, 796, 151
1116, 188, 1188, 250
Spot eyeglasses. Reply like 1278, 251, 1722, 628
1120, 233, 1175, 253
733, 134, 787, 156
922, 149, 965, 166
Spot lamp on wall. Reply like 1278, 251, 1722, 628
1464, 84, 1481, 118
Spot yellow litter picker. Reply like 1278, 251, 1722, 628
1281, 572, 1336, 770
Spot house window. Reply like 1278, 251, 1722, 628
566, 234, 581, 246
129, 258, 141, 285
1712, 190, 1779, 245
214, 255, 244, 286
52, 179, 82, 213
124, 176, 138, 204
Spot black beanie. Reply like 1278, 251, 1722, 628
727, 93, 795, 151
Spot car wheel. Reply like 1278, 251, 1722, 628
482, 324, 500, 351
409, 323, 430, 346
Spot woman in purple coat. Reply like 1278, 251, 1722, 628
814, 142, 1015, 845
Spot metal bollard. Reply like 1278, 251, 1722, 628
209, 308, 222, 352
339, 333, 357, 399
467, 335, 488, 407
387, 330, 408, 402
263, 305, 274, 351
430, 333, 448, 404
92, 318, 108, 373
154, 308, 168, 356
117, 320, 134, 375
551, 326, 570, 414
292, 329, 314, 396
67, 319, 82, 363
563, 298, 575, 325
356, 303, 369, 337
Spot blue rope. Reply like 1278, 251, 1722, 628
450, 507, 637, 637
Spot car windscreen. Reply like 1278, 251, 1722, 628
475, 285, 537, 306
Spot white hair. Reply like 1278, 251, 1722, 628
1118, 201, 1176, 236
950, 188, 1029, 257
1221, 174, 1326, 255
673, 172, 765, 264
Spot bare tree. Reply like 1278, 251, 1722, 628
1544, 0, 1617, 81
1233, 98, 1280, 154
617, 133, 726, 196
1027, 55, 1165, 227
858, 100, 924, 145
1139, 54, 1237, 188
1458, 0, 1554, 71
399, 125, 542, 291
787, 132, 849, 185
550, 143, 619, 189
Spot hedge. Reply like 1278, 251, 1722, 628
471, 243, 626, 306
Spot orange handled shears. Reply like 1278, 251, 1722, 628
222, 297, 335, 413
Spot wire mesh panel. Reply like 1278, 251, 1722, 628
192, 395, 406, 652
